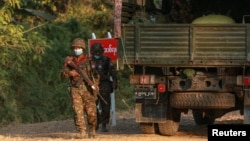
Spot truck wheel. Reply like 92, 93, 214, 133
192, 110, 215, 125
158, 107, 181, 136
170, 92, 235, 109
140, 123, 157, 134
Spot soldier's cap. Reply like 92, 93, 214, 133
71, 38, 86, 49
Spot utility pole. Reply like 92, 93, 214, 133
113, 0, 122, 38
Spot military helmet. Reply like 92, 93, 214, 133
91, 42, 104, 55
71, 38, 86, 49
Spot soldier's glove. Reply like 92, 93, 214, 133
91, 84, 99, 92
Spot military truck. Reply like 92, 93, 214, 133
118, 0, 250, 136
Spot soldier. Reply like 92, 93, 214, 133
90, 42, 118, 132
61, 38, 99, 138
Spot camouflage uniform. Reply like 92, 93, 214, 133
61, 38, 98, 138
90, 43, 118, 132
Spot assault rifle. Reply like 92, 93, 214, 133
65, 58, 94, 88
66, 58, 106, 104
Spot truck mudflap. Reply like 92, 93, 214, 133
135, 101, 181, 136
135, 103, 167, 123
244, 89, 250, 124
170, 92, 235, 109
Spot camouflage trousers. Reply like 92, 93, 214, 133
70, 85, 97, 135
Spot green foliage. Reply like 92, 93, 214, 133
115, 66, 134, 111
0, 0, 27, 49
55, 0, 113, 37
0, 0, 135, 125
0, 87, 20, 125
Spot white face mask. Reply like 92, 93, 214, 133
74, 49, 83, 56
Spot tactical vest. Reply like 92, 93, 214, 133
91, 56, 111, 81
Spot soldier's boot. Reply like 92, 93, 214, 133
101, 123, 108, 132
79, 131, 88, 139
89, 126, 96, 138
74, 132, 88, 139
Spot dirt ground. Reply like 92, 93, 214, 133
0, 110, 243, 141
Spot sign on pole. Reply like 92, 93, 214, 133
88, 38, 118, 61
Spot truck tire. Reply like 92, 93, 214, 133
158, 106, 181, 136
192, 110, 215, 125
140, 123, 157, 134
170, 92, 235, 109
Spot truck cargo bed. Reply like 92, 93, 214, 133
121, 24, 250, 67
